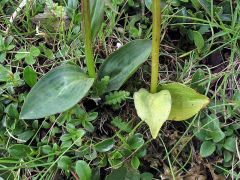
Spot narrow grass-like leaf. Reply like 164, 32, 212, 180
20, 65, 94, 119
99, 40, 152, 92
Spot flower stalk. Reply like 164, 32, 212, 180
150, 0, 161, 93
82, 0, 96, 78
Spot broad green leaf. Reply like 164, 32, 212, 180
6, 104, 19, 119
8, 144, 31, 158
105, 167, 127, 180
90, 0, 105, 40
203, 114, 225, 143
15, 49, 28, 61
91, 167, 101, 180
223, 150, 232, 163
17, 130, 34, 142
0, 65, 12, 82
200, 141, 216, 157
223, 136, 236, 152
25, 55, 36, 65
75, 160, 92, 180
94, 138, 115, 152
20, 65, 94, 119
0, 52, 6, 63
29, 46, 40, 57
58, 156, 72, 171
191, 68, 206, 93
131, 156, 140, 169
41, 145, 52, 154
193, 31, 204, 53
134, 89, 171, 139
127, 133, 144, 150
99, 40, 152, 92
23, 66, 37, 87
158, 83, 209, 121
141, 172, 154, 180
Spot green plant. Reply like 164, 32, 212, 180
0, 35, 15, 63
2, 0, 239, 178
19, 0, 152, 119
133, 0, 209, 139
194, 113, 239, 166
15, 46, 41, 65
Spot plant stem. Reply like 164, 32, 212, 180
150, 0, 161, 93
82, 0, 96, 78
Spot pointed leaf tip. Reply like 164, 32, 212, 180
98, 40, 152, 92
20, 65, 94, 119
134, 89, 172, 139
158, 83, 209, 121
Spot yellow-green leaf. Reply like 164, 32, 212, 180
133, 89, 171, 139
158, 83, 209, 121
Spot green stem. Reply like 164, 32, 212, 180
82, 0, 96, 78
150, 0, 161, 93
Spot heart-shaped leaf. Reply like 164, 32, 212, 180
98, 40, 152, 92
158, 83, 209, 121
20, 65, 94, 119
134, 89, 171, 139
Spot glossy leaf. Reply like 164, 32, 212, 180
99, 40, 152, 92
158, 83, 209, 121
75, 160, 92, 180
20, 65, 94, 119
94, 138, 115, 152
134, 89, 171, 139
131, 156, 140, 169
127, 133, 145, 150
90, 0, 105, 40
23, 66, 37, 87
